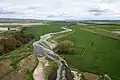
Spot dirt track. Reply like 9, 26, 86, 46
112, 31, 120, 34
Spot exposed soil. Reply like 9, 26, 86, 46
0, 54, 38, 80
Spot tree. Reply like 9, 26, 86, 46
54, 40, 74, 54
8, 27, 10, 31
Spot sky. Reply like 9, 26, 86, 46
0, 0, 120, 20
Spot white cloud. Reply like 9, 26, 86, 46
0, 0, 120, 20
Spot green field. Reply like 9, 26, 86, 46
59, 25, 120, 80
94, 25, 120, 31
0, 25, 18, 28
24, 22, 76, 36
24, 24, 63, 36
81, 26, 120, 40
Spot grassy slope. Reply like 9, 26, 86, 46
0, 41, 38, 80
59, 25, 120, 80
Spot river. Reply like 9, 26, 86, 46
33, 26, 81, 80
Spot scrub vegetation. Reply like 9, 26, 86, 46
0, 30, 34, 55
54, 40, 74, 54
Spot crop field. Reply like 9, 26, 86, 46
59, 25, 120, 80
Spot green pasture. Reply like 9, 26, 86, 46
59, 25, 120, 80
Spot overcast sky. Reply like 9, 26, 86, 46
0, 0, 120, 20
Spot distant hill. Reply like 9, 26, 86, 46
0, 18, 45, 23
79, 20, 120, 26
1, 18, 120, 23
82, 20, 120, 22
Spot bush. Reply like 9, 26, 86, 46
54, 40, 74, 54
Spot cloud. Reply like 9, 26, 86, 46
0, 10, 16, 14
87, 8, 112, 16
100, 0, 119, 3
0, 0, 120, 20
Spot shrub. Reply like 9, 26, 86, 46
54, 40, 74, 54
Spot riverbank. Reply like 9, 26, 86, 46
0, 41, 38, 80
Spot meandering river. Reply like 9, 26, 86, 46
33, 27, 81, 80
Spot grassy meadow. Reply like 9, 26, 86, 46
24, 24, 63, 36
24, 22, 76, 36
59, 25, 120, 80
